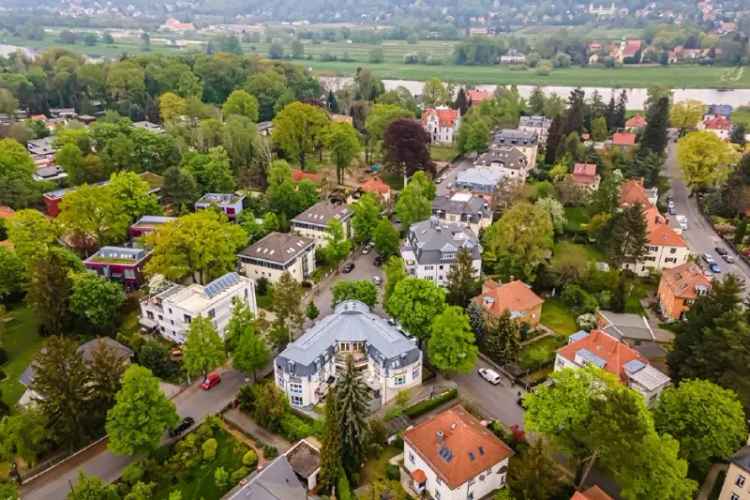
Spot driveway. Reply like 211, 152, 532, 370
21, 368, 246, 500
666, 141, 750, 292
436, 157, 473, 196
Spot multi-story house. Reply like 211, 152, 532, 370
718, 446, 750, 500
518, 115, 552, 145
274, 300, 422, 408
701, 114, 733, 140
403, 405, 513, 500
555, 329, 671, 406
431, 192, 493, 235
474, 147, 531, 183
401, 218, 481, 287
570, 163, 601, 192
421, 107, 461, 144
473, 279, 544, 327
291, 201, 352, 249
490, 129, 538, 168
454, 165, 506, 194
238, 232, 316, 283
84, 246, 151, 289
657, 262, 712, 320
128, 215, 177, 239
194, 193, 245, 221
139, 272, 257, 344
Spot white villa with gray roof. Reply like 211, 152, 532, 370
401, 218, 482, 287
274, 300, 422, 408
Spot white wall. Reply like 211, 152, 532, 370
623, 245, 690, 276
240, 250, 315, 283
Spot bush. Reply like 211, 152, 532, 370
202, 438, 218, 461
237, 384, 255, 412
402, 389, 458, 419
385, 463, 400, 480
214, 466, 230, 489
337, 472, 354, 500
280, 413, 314, 441
256, 277, 269, 296
0, 348, 7, 365
121, 462, 145, 484
561, 284, 598, 315
263, 444, 278, 459
242, 450, 258, 468
231, 466, 250, 483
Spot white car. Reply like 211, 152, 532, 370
372, 276, 382, 285
478, 367, 502, 385
675, 215, 688, 231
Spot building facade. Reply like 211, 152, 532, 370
421, 107, 461, 144
490, 129, 539, 168
431, 192, 493, 235
658, 262, 711, 320
194, 193, 245, 220
83, 246, 151, 289
274, 300, 422, 408
474, 147, 531, 183
474, 279, 544, 327
719, 446, 750, 500
129, 215, 176, 239
518, 115, 552, 145
238, 232, 315, 283
291, 201, 352, 249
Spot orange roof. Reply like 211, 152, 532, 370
410, 469, 427, 483
557, 329, 645, 383
422, 107, 459, 128
612, 132, 636, 146
623, 40, 642, 58
619, 179, 651, 207
704, 115, 732, 130
467, 89, 491, 104
571, 163, 598, 185
404, 406, 513, 489
0, 206, 15, 219
30, 114, 47, 122
474, 279, 544, 319
291, 169, 322, 183
571, 485, 614, 500
661, 262, 712, 300
625, 114, 647, 129
642, 205, 687, 247
360, 177, 391, 195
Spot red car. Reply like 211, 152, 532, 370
200, 372, 221, 390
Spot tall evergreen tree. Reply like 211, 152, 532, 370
318, 388, 343, 493
605, 95, 617, 130
326, 90, 338, 113
528, 86, 546, 115
563, 89, 586, 136
336, 356, 370, 478
614, 90, 628, 129
607, 204, 648, 267
446, 247, 480, 308
544, 115, 563, 165
481, 310, 520, 365
455, 88, 468, 116
639, 96, 670, 157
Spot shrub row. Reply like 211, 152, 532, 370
403, 388, 458, 419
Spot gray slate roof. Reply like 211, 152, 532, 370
475, 147, 528, 170
238, 232, 314, 265
291, 201, 351, 229
432, 193, 491, 223
731, 446, 750, 473
224, 454, 310, 500
455, 165, 505, 190
491, 128, 538, 147
599, 311, 655, 341
403, 218, 481, 265
519, 115, 551, 129
276, 301, 420, 375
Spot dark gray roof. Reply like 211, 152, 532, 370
455, 165, 505, 190
195, 192, 245, 205
238, 232, 314, 265
291, 201, 351, 228
491, 128, 538, 147
731, 446, 750, 473
402, 218, 481, 265
286, 440, 320, 479
518, 116, 551, 129
432, 193, 491, 223
599, 311, 655, 341
475, 147, 528, 170
224, 455, 310, 500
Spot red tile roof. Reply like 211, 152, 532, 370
291, 169, 322, 183
571, 163, 598, 185
467, 89, 492, 104
571, 485, 614, 500
704, 115, 732, 130
623, 40, 642, 58
643, 205, 687, 248
619, 179, 651, 207
360, 177, 391, 195
0, 206, 15, 219
557, 329, 646, 383
474, 280, 544, 318
612, 132, 636, 146
404, 405, 513, 489
661, 262, 712, 300
625, 114, 647, 129
422, 107, 460, 128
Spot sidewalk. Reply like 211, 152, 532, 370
223, 408, 292, 454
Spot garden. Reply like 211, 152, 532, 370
0, 305, 42, 409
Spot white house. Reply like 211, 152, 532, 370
432, 192, 493, 235
139, 272, 257, 344
194, 193, 245, 221
490, 129, 539, 168
238, 232, 315, 283
401, 218, 482, 287
518, 115, 552, 145
421, 107, 461, 144
474, 147, 531, 183
274, 300, 422, 408
403, 405, 513, 500
291, 201, 352, 249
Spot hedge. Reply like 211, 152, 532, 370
403, 388, 458, 419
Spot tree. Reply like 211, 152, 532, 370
233, 323, 270, 382
428, 306, 478, 373
250, 382, 288, 431
159, 92, 186, 122
27, 247, 82, 336
161, 166, 199, 212
107, 171, 161, 223
364, 104, 414, 162
222, 90, 259, 122
270, 272, 304, 345
351, 193, 381, 244
653, 379, 748, 474
445, 248, 480, 308
222, 115, 260, 173
0, 88, 18, 117
325, 122, 361, 184
272, 102, 329, 168
0, 248, 24, 300
318, 386, 343, 493
677, 131, 737, 191
640, 96, 670, 157
336, 356, 370, 478
67, 472, 119, 500
321, 219, 352, 267
456, 115, 491, 154
30, 336, 93, 450
0, 138, 41, 208
58, 184, 130, 252
7, 209, 61, 264
508, 440, 565, 500
482, 310, 521, 365
55, 143, 88, 185
607, 204, 648, 267
670, 100, 704, 133
332, 280, 378, 307
69, 272, 125, 328
591, 116, 608, 142
383, 119, 435, 178
383, 256, 407, 307
145, 210, 247, 284
0, 407, 49, 467
422, 79, 449, 107
544, 115, 563, 165
106, 365, 179, 456
183, 146, 235, 193
183, 316, 226, 381
395, 171, 434, 228
387, 278, 446, 342
88, 340, 130, 424
373, 219, 400, 258
484, 202, 553, 282
535, 197, 566, 234
455, 87, 469, 115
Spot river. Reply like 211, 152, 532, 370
320, 76, 750, 111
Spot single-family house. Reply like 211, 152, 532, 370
238, 232, 315, 283
161, 18, 195, 31
570, 163, 601, 191
500, 49, 526, 64
718, 445, 750, 500
619, 178, 658, 207
129, 215, 176, 239
432, 192, 493, 235
194, 193, 245, 221
612, 132, 637, 149
84, 246, 151, 289
490, 129, 539, 167
403, 405, 513, 500
132, 121, 165, 134
571, 485, 614, 500
519, 115, 552, 144
27, 137, 56, 157
274, 300, 422, 408
473, 279, 544, 327
657, 262, 712, 320
467, 89, 492, 106
625, 114, 647, 131
702, 115, 733, 140
422, 107, 461, 144
627, 205, 689, 276
618, 39, 642, 63
139, 272, 257, 344
291, 201, 352, 249
555, 330, 670, 405
360, 177, 392, 205
401, 218, 481, 287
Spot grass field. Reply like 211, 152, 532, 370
540, 298, 579, 336
518, 336, 565, 371
0, 305, 42, 409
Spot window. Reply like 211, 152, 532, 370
394, 374, 406, 386
670, 247, 677, 254
290, 383, 303, 394
736, 475, 746, 487
183, 314, 192, 323
435, 491, 441, 500
409, 452, 415, 464
412, 365, 420, 380
146, 311, 154, 319
731, 493, 739, 500
290, 395, 303, 406
436, 477, 442, 486
123, 269, 136, 280
208, 309, 216, 319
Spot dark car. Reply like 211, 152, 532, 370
342, 262, 355, 273
715, 247, 728, 256
722, 253, 735, 264
373, 255, 384, 266
169, 416, 195, 437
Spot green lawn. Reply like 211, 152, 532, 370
552, 240, 605, 266
361, 445, 402, 485
518, 336, 565, 371
430, 144, 459, 163
540, 298, 578, 336
732, 106, 750, 128
563, 206, 591, 234
0, 305, 42, 408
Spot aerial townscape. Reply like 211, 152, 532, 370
1, 1, 750, 500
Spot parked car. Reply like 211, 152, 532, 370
478, 367, 502, 385
722, 253, 735, 264
362, 246, 370, 255
201, 372, 221, 390
675, 215, 688, 230
373, 255, 384, 266
372, 276, 382, 285
342, 262, 355, 273
169, 416, 195, 437
668, 206, 676, 216
709, 262, 721, 274
702, 253, 715, 264
715, 247, 728, 256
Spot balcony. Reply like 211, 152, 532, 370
335, 351, 368, 370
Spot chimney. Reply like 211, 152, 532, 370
436, 431, 444, 442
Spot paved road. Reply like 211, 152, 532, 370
436, 157, 473, 196
665, 141, 750, 290
22, 368, 246, 500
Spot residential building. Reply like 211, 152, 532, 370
625, 114, 648, 130
473, 279, 544, 327
403, 405, 513, 500
467, 89, 492, 106
490, 129, 539, 167
139, 272, 257, 344
194, 193, 245, 221
161, 18, 195, 31
625, 205, 689, 276
570, 163, 601, 191
401, 218, 481, 287
658, 262, 712, 320
132, 121, 165, 134
291, 169, 322, 184
257, 121, 273, 136
474, 147, 530, 182
421, 107, 461, 144
619, 178, 658, 207
718, 446, 750, 500
84, 246, 151, 289
702, 115, 733, 140
518, 115, 552, 144
27, 137, 56, 156
708, 104, 733, 118
571, 485, 614, 500
612, 132, 637, 148
555, 330, 670, 405
618, 39, 642, 63
500, 49, 527, 64
129, 215, 176, 239
274, 300, 422, 408
596, 310, 656, 343
32, 163, 67, 183
291, 201, 352, 249
360, 176, 392, 205
238, 232, 315, 283
432, 192, 493, 235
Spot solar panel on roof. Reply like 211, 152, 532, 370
204, 272, 240, 299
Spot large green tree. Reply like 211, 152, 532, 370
0, 138, 40, 208
270, 272, 305, 346
321, 219, 352, 267
481, 310, 521, 365
106, 171, 161, 223
677, 131, 737, 191
325, 122, 362, 184
351, 193, 381, 244
332, 280, 378, 307
183, 316, 226, 381
445, 247, 480, 308
336, 356, 370, 478
607, 203, 649, 267
272, 101, 329, 168
0, 248, 24, 300
373, 219, 400, 258
222, 89, 259, 122
395, 171, 434, 228
427, 306, 478, 373
318, 388, 343, 494
6, 209, 61, 265
27, 247, 83, 336
387, 277, 446, 342
58, 184, 130, 253
232, 323, 270, 382
67, 472, 119, 500
69, 272, 126, 328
